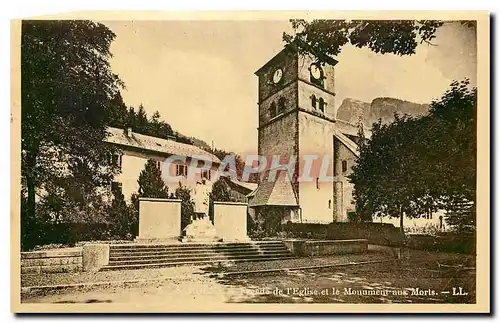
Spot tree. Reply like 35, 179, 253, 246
135, 104, 149, 134
130, 159, 169, 231
134, 159, 169, 199
208, 148, 246, 180
349, 80, 476, 233
21, 20, 123, 248
423, 80, 476, 231
107, 183, 136, 240
284, 20, 445, 60
126, 107, 136, 129
209, 178, 232, 202
349, 114, 433, 233
106, 92, 128, 128
175, 185, 195, 230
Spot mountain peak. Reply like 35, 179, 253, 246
336, 97, 429, 128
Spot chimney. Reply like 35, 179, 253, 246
126, 127, 132, 137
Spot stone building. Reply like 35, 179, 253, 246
249, 44, 360, 223
105, 126, 221, 202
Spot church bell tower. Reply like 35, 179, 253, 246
254, 43, 346, 223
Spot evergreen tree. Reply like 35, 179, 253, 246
135, 104, 148, 133
209, 178, 232, 202
136, 159, 169, 198
108, 183, 137, 239
175, 185, 195, 230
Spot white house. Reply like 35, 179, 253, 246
105, 127, 221, 201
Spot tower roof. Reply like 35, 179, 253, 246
255, 38, 338, 75
248, 168, 299, 207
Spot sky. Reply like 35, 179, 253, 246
101, 20, 477, 155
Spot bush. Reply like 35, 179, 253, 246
273, 222, 405, 247
406, 233, 475, 254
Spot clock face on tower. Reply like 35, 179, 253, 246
310, 63, 323, 80
272, 68, 283, 84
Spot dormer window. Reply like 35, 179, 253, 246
318, 98, 326, 113
311, 95, 317, 109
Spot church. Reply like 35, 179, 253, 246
248, 43, 361, 224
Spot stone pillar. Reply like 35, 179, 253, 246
213, 201, 250, 242
136, 198, 181, 243
82, 244, 109, 272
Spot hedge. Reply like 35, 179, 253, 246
280, 222, 405, 247
406, 233, 475, 254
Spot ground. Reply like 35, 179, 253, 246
21, 250, 475, 304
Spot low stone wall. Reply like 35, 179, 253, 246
283, 239, 368, 257
21, 248, 83, 274
280, 222, 405, 247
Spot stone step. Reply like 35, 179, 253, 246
109, 242, 285, 250
107, 252, 292, 266
101, 241, 293, 271
109, 245, 289, 255
109, 249, 290, 260
101, 256, 294, 271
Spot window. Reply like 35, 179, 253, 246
311, 95, 317, 109
155, 160, 161, 170
278, 97, 286, 115
318, 98, 325, 113
176, 164, 187, 177
201, 169, 211, 181
269, 102, 277, 118
328, 199, 332, 209
111, 153, 122, 170
341, 160, 348, 173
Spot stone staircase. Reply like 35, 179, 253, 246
101, 241, 293, 271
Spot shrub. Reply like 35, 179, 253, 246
175, 184, 194, 230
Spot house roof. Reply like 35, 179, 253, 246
230, 178, 258, 192
248, 168, 299, 207
334, 129, 360, 158
105, 127, 221, 164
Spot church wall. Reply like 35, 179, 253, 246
297, 112, 336, 223
333, 138, 358, 221
258, 112, 298, 172
258, 84, 298, 127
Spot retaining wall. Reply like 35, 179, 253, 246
21, 247, 83, 274
283, 239, 368, 257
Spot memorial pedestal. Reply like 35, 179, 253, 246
135, 198, 182, 242
181, 217, 221, 243
213, 201, 250, 242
